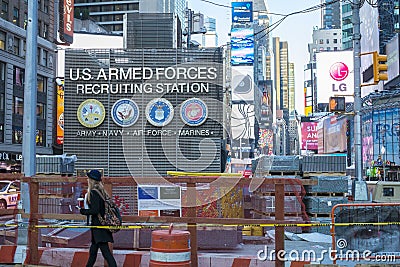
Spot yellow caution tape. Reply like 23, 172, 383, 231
2, 221, 400, 229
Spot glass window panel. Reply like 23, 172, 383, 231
13, 7, 19, 26
1, 2, 8, 20
0, 30, 5, 50
36, 129, 45, 146
13, 37, 19, 55
37, 103, 45, 119
13, 96, 23, 115
0, 61, 5, 81
37, 75, 46, 92
12, 127, 23, 144
14, 67, 24, 86
0, 124, 3, 143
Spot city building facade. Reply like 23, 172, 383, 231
322, 0, 341, 29
341, 1, 353, 50
74, 0, 186, 35
0, 0, 56, 170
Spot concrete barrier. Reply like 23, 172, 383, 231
0, 245, 274, 267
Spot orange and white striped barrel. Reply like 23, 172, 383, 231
149, 226, 191, 267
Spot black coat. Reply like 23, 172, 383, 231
80, 189, 114, 244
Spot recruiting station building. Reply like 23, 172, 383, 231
63, 48, 226, 178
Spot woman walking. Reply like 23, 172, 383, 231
79, 169, 117, 267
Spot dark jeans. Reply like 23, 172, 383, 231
86, 242, 117, 267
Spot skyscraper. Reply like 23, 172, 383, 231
74, 0, 186, 34
272, 37, 291, 155
378, 0, 400, 53
272, 37, 290, 111
289, 62, 295, 113
202, 17, 218, 47
322, 0, 341, 29
341, 1, 353, 49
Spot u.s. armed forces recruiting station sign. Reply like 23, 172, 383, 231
63, 48, 246, 209
69, 65, 219, 137
71, 66, 218, 95
63, 49, 229, 180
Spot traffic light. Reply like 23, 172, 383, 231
373, 51, 388, 83
329, 96, 345, 112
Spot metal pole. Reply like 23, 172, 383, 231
352, 0, 368, 200
187, 9, 192, 49
275, 183, 285, 267
15, 0, 38, 263
353, 0, 362, 181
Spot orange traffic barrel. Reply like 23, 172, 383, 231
150, 225, 191, 267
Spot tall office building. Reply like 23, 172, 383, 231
305, 27, 342, 114
341, 1, 353, 49
322, 0, 341, 29
201, 17, 218, 47
0, 0, 56, 167
289, 62, 295, 114
378, 0, 400, 53
272, 37, 290, 111
308, 28, 342, 60
272, 37, 291, 155
74, 0, 186, 34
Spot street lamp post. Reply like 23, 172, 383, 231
381, 146, 386, 181
352, 0, 368, 200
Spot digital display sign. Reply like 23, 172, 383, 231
231, 27, 254, 65
232, 2, 253, 23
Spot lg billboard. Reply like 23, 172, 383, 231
316, 51, 354, 104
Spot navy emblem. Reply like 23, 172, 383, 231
180, 98, 208, 126
145, 98, 174, 127
111, 99, 139, 127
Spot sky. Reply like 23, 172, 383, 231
188, 0, 321, 113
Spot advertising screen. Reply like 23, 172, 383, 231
316, 51, 354, 104
56, 79, 64, 145
231, 27, 254, 65
372, 108, 400, 164
231, 66, 254, 102
231, 104, 255, 140
61, 0, 74, 44
360, 2, 380, 94
232, 2, 253, 23
386, 34, 399, 83
301, 122, 318, 151
323, 117, 347, 153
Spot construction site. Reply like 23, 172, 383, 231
0, 154, 399, 267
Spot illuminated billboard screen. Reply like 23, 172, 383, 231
231, 104, 255, 140
315, 51, 354, 104
386, 34, 399, 83
360, 2, 380, 94
231, 27, 254, 65
232, 2, 253, 23
231, 66, 254, 102
301, 122, 318, 151
56, 79, 64, 145
323, 117, 347, 153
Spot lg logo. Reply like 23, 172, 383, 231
330, 62, 349, 81
330, 62, 349, 93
